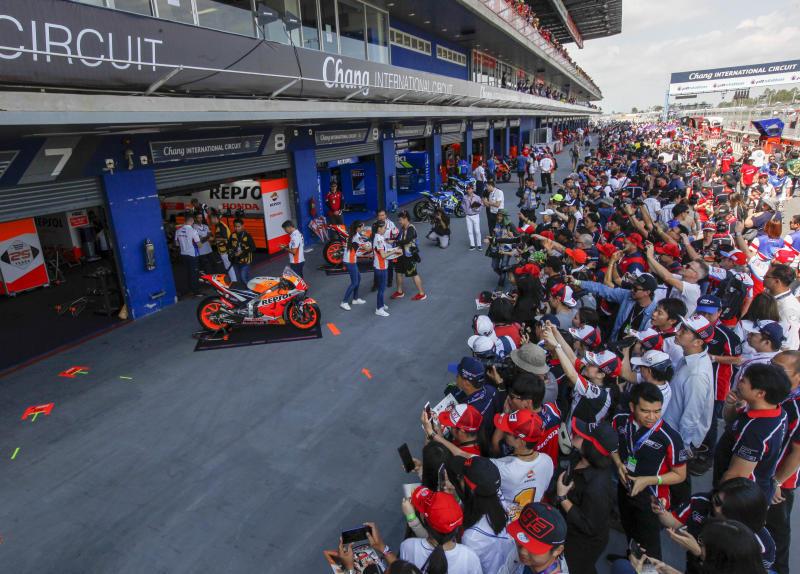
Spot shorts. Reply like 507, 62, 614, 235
395, 256, 418, 277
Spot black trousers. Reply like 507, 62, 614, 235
541, 172, 553, 194
487, 211, 497, 236
181, 254, 200, 295
618, 484, 663, 560
766, 488, 795, 574
565, 534, 607, 574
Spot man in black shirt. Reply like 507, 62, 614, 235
611, 382, 689, 560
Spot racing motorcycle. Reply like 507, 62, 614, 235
494, 158, 512, 183
444, 176, 477, 195
413, 188, 466, 222
316, 223, 374, 267
196, 267, 320, 331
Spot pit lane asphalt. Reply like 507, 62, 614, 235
1, 145, 798, 573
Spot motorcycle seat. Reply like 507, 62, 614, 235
228, 281, 253, 295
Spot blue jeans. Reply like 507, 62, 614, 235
343, 262, 360, 303
610, 559, 636, 574
233, 263, 250, 284
374, 269, 387, 310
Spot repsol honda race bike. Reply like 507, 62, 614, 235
197, 267, 320, 331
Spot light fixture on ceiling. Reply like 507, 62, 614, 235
441, 27, 447, 31
424, 20, 430, 24
409, 12, 415, 16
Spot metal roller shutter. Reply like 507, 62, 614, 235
472, 130, 489, 139
155, 153, 291, 191
441, 132, 464, 146
314, 142, 380, 164
0, 178, 104, 223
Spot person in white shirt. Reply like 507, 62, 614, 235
538, 155, 554, 194
762, 263, 800, 350
483, 181, 505, 237
193, 215, 213, 273
174, 212, 202, 296
645, 242, 707, 315
733, 320, 784, 388
400, 486, 483, 574
281, 220, 305, 278
473, 162, 487, 196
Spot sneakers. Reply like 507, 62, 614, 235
375, 308, 390, 317
412, 293, 427, 301
469, 246, 475, 251
390, 291, 405, 299
352, 298, 366, 305
339, 302, 351, 311
382, 305, 389, 311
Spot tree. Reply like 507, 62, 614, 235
653, 105, 664, 111
631, 106, 639, 113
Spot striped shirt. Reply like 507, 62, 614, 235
373, 234, 388, 270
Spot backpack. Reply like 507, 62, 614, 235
716, 271, 748, 322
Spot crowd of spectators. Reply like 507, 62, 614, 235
327, 122, 800, 574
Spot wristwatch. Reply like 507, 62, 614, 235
553, 495, 568, 505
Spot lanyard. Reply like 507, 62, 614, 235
630, 419, 662, 456
523, 561, 561, 574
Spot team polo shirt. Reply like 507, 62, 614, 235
778, 388, 800, 489
343, 233, 366, 264
612, 414, 688, 507
675, 492, 776, 572
453, 384, 498, 432
706, 324, 742, 401
288, 229, 304, 264
713, 406, 788, 499
535, 402, 562, 467
372, 233, 388, 270
570, 374, 611, 425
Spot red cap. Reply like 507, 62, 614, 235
539, 230, 555, 240
438, 404, 482, 433
655, 242, 681, 259
514, 263, 541, 278
411, 487, 463, 534
625, 233, 643, 248
596, 243, 618, 258
565, 248, 588, 264
721, 249, 747, 266
494, 410, 544, 442
775, 249, 797, 265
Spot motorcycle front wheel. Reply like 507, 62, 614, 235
197, 297, 229, 331
323, 240, 344, 266
454, 202, 466, 218
413, 200, 433, 221
288, 301, 321, 330
500, 171, 511, 183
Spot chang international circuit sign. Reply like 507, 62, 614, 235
669, 59, 800, 95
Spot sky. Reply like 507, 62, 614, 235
572, 0, 800, 113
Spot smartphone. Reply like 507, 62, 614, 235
651, 495, 665, 513
341, 525, 372, 545
628, 539, 644, 560
437, 463, 447, 492
398, 443, 415, 473
424, 402, 432, 421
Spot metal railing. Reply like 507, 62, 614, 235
479, 0, 600, 94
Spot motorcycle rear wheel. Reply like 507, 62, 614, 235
413, 200, 432, 221
454, 202, 466, 218
500, 171, 511, 183
324, 240, 344, 266
288, 301, 321, 330
197, 297, 229, 331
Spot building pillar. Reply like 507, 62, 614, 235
429, 132, 442, 194
488, 126, 495, 158
465, 126, 473, 166
504, 126, 511, 157
379, 135, 398, 210
291, 147, 319, 242
102, 168, 176, 319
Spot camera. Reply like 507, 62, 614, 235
475, 352, 515, 382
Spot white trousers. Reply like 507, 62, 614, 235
220, 252, 237, 282
466, 214, 481, 247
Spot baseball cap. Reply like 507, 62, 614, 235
679, 314, 715, 343
507, 503, 567, 556
538, 314, 560, 327
702, 222, 717, 232
630, 327, 664, 351
762, 197, 778, 211
584, 350, 622, 376
448, 456, 501, 496
655, 242, 681, 259
633, 273, 658, 292
494, 410, 544, 442
550, 283, 578, 307
630, 349, 672, 371
568, 325, 602, 349
539, 209, 556, 216
438, 403, 483, 433
539, 230, 555, 240
625, 233, 643, 248
570, 418, 619, 456
467, 335, 495, 354
448, 356, 486, 384
742, 319, 785, 347
596, 243, 618, 259
474, 315, 496, 337
775, 249, 797, 265
410, 487, 463, 534
565, 248, 588, 264
667, 219, 681, 229
721, 249, 747, 266
696, 295, 722, 314
514, 263, 541, 278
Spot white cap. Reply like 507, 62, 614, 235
474, 315, 496, 338
467, 335, 495, 354
630, 350, 671, 368
539, 209, 555, 216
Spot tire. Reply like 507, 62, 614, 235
501, 171, 511, 183
454, 202, 466, 218
288, 300, 320, 330
197, 297, 228, 331
324, 240, 344, 266
413, 200, 432, 221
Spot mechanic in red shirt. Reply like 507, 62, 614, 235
740, 157, 760, 192
325, 181, 344, 225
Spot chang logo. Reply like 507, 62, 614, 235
322, 56, 370, 95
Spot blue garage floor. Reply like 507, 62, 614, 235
1, 151, 797, 573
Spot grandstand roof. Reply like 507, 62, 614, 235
527, 0, 623, 48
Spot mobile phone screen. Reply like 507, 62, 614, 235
628, 538, 643, 560
341, 526, 370, 545
424, 401, 432, 420
437, 463, 447, 491
398, 443, 415, 473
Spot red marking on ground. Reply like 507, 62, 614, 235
327, 323, 341, 336
21, 403, 54, 421
361, 368, 373, 379
59, 366, 90, 378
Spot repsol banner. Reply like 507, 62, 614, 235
161, 180, 264, 216
669, 59, 800, 95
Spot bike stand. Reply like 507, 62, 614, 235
192, 328, 231, 342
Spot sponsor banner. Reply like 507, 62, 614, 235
395, 123, 432, 139
162, 179, 265, 216
472, 121, 490, 131
261, 178, 291, 254
34, 209, 89, 259
669, 59, 800, 96
328, 157, 360, 168
492, 119, 508, 129
0, 218, 48, 295
509, 119, 521, 128
150, 136, 264, 164
315, 128, 368, 147
68, 210, 90, 228
440, 121, 465, 134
